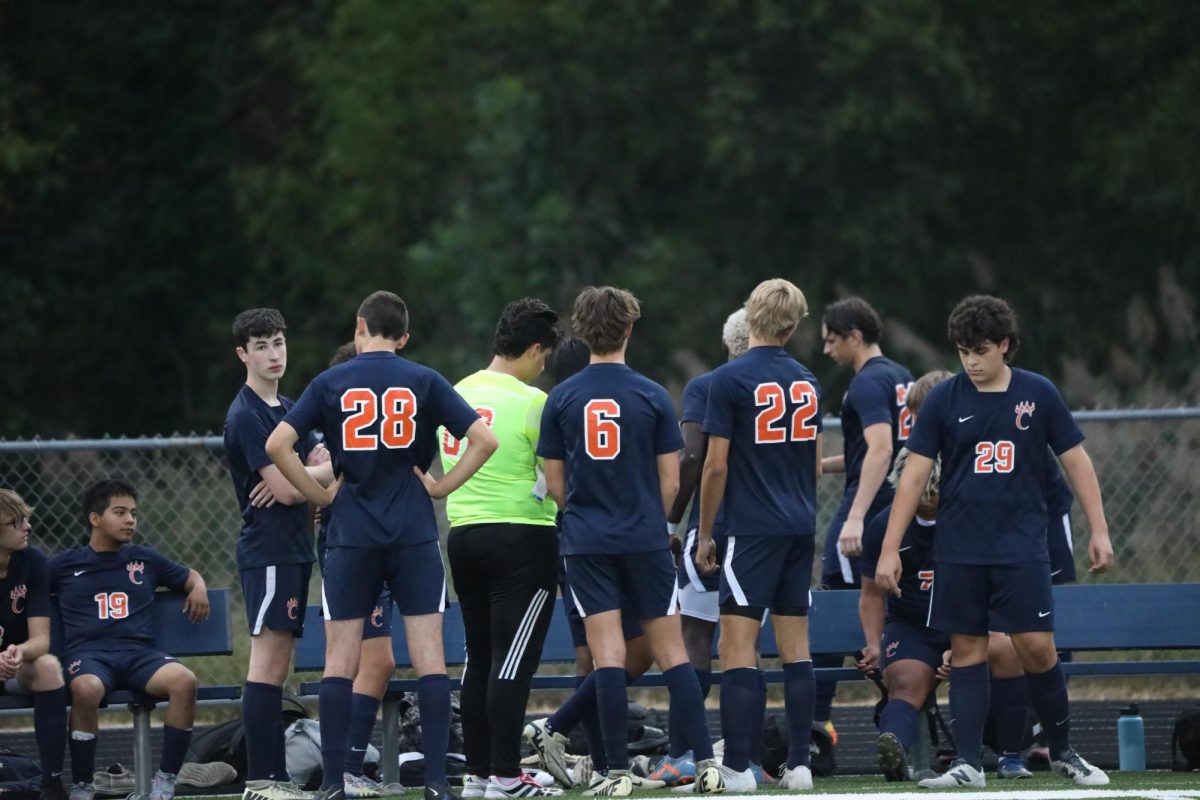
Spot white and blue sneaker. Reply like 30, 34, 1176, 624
648, 753, 697, 787
1052, 750, 1109, 786
996, 757, 1033, 779
918, 759, 986, 789
461, 776, 488, 799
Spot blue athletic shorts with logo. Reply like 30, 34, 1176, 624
720, 534, 814, 616
879, 619, 951, 672
65, 646, 178, 692
241, 563, 313, 637
558, 558, 641, 647
929, 561, 1055, 635
317, 588, 394, 639
563, 550, 678, 621
322, 540, 447, 620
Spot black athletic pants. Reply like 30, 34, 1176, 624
448, 522, 559, 778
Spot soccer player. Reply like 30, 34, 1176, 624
815, 298, 913, 739
440, 298, 564, 799
224, 308, 334, 800
697, 278, 822, 791
876, 295, 1113, 788
538, 286, 721, 797
51, 480, 211, 800
0, 490, 68, 800
265, 290, 497, 800
857, 369, 952, 782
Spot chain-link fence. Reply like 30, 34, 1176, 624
1, 408, 1197, 690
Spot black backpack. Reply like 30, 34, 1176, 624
1172, 705, 1200, 771
0, 748, 43, 799
186, 691, 309, 779
760, 715, 836, 778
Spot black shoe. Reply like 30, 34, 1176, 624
40, 777, 68, 800
876, 732, 911, 782
424, 785, 461, 800
316, 788, 346, 800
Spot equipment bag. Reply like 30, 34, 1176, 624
1172, 705, 1200, 771
0, 748, 42, 799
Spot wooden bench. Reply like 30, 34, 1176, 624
0, 589, 237, 799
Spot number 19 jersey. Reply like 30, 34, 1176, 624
703, 345, 823, 538
537, 363, 684, 555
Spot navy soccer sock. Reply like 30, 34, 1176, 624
593, 667, 628, 773
549, 671, 598, 736
1026, 660, 1071, 759
574, 675, 608, 773
811, 652, 841, 722
719, 668, 759, 772
242, 681, 283, 781
949, 662, 990, 769
783, 660, 815, 769
160, 725, 192, 776
748, 669, 767, 766
664, 664, 713, 761
34, 687, 67, 781
319, 677, 354, 789
878, 699, 921, 750
346, 693, 381, 776
418, 674, 452, 786
272, 721, 290, 783
69, 731, 97, 785
667, 668, 713, 758
990, 675, 1031, 758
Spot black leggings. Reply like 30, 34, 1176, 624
448, 523, 559, 777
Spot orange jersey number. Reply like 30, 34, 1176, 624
973, 440, 1015, 473
754, 381, 819, 443
584, 399, 621, 460
341, 387, 418, 450
442, 407, 495, 456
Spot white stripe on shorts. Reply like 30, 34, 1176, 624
320, 577, 330, 620
682, 529, 708, 592
666, 579, 680, 617
252, 565, 277, 636
499, 588, 550, 681
723, 536, 750, 606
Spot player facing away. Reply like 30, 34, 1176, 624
876, 295, 1114, 789
265, 290, 498, 800
538, 286, 722, 797
697, 278, 822, 792
50, 480, 210, 800
0, 490, 69, 800
224, 309, 334, 800
814, 298, 913, 739
440, 299, 564, 799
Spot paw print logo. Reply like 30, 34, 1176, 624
370, 606, 384, 628
885, 640, 900, 659
1015, 401, 1036, 431
286, 597, 299, 620
68, 660, 82, 676
9, 584, 26, 614
127, 561, 145, 585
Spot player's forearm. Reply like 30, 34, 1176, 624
882, 469, 924, 554
858, 582, 885, 649
848, 445, 892, 521
670, 452, 703, 524
306, 461, 335, 488
267, 425, 329, 505
435, 435, 497, 499
821, 454, 845, 474
17, 630, 49, 661
184, 569, 207, 595
697, 463, 727, 540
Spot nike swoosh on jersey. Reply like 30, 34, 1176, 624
73, 570, 87, 576
1038, 610, 1052, 617
958, 415, 974, 423
898, 546, 913, 552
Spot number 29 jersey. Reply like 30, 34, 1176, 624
537, 363, 684, 556
703, 345, 823, 538
284, 351, 480, 548
905, 368, 1084, 565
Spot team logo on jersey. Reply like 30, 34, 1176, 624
10, 584, 26, 614
918, 570, 934, 592
886, 640, 900, 658
127, 561, 145, 585
1015, 401, 1036, 431
286, 597, 299, 620
370, 605, 384, 628
68, 660, 81, 675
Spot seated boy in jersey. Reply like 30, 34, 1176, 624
538, 286, 722, 797
857, 370, 953, 782
224, 308, 334, 800
876, 295, 1113, 789
265, 290, 497, 800
0, 490, 69, 800
50, 480, 210, 800
697, 278, 822, 792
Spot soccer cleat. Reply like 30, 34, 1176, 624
523, 719, 572, 788
423, 785, 460, 800
356, 777, 406, 797
996, 756, 1034, 779
648, 753, 697, 786
68, 783, 94, 800
820, 720, 838, 746
570, 756, 593, 787
344, 774, 381, 798
876, 732, 911, 782
244, 780, 317, 800
715, 764, 755, 793
1051, 750, 1109, 786
778, 765, 812, 790
316, 788, 347, 800
149, 771, 177, 800
581, 772, 633, 797
917, 759, 986, 789
483, 775, 563, 798
40, 777, 68, 800
461, 775, 488, 799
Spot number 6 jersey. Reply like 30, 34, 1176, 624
48, 545, 190, 651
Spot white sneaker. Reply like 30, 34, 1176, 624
626, 774, 666, 792
523, 719, 573, 787
570, 756, 593, 787
244, 781, 316, 800
462, 776, 488, 799
344, 774, 380, 799
778, 765, 812, 790
692, 760, 724, 794
581, 773, 632, 797
715, 765, 755, 793
483, 775, 563, 798
1052, 750, 1110, 786
150, 771, 177, 800
917, 759, 986, 789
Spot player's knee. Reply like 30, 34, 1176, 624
30, 654, 64, 691
884, 667, 931, 705
69, 676, 105, 707
167, 667, 197, 699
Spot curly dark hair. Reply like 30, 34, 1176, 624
492, 298, 561, 358
947, 295, 1020, 362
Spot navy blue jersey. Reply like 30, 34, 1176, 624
49, 545, 190, 651
905, 369, 1083, 565
860, 505, 937, 627
703, 346, 823, 537
838, 356, 914, 494
537, 363, 683, 555
0, 547, 51, 650
284, 351, 479, 548
680, 372, 726, 536
224, 385, 315, 570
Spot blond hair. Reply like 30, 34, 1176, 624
745, 279, 808, 340
571, 286, 641, 355
889, 448, 941, 506
722, 309, 751, 358
907, 369, 954, 414
0, 489, 32, 526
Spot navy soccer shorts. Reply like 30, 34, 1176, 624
65, 646, 179, 692
720, 534, 814, 617
929, 562, 1055, 636
558, 557, 641, 647
1048, 510, 1077, 585
241, 563, 313, 636
821, 490, 891, 589
563, 550, 678, 621
317, 588, 394, 639
323, 540, 447, 620
879, 619, 951, 672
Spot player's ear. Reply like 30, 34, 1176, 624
999, 336, 1010, 355
235, 346, 249, 364
395, 333, 410, 351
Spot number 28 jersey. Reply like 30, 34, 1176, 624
905, 369, 1084, 565
703, 346, 823, 538
284, 351, 480, 548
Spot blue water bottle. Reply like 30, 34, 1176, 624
1118, 704, 1146, 771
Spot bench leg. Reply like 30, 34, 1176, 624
381, 697, 400, 785
131, 703, 154, 798
913, 710, 931, 776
